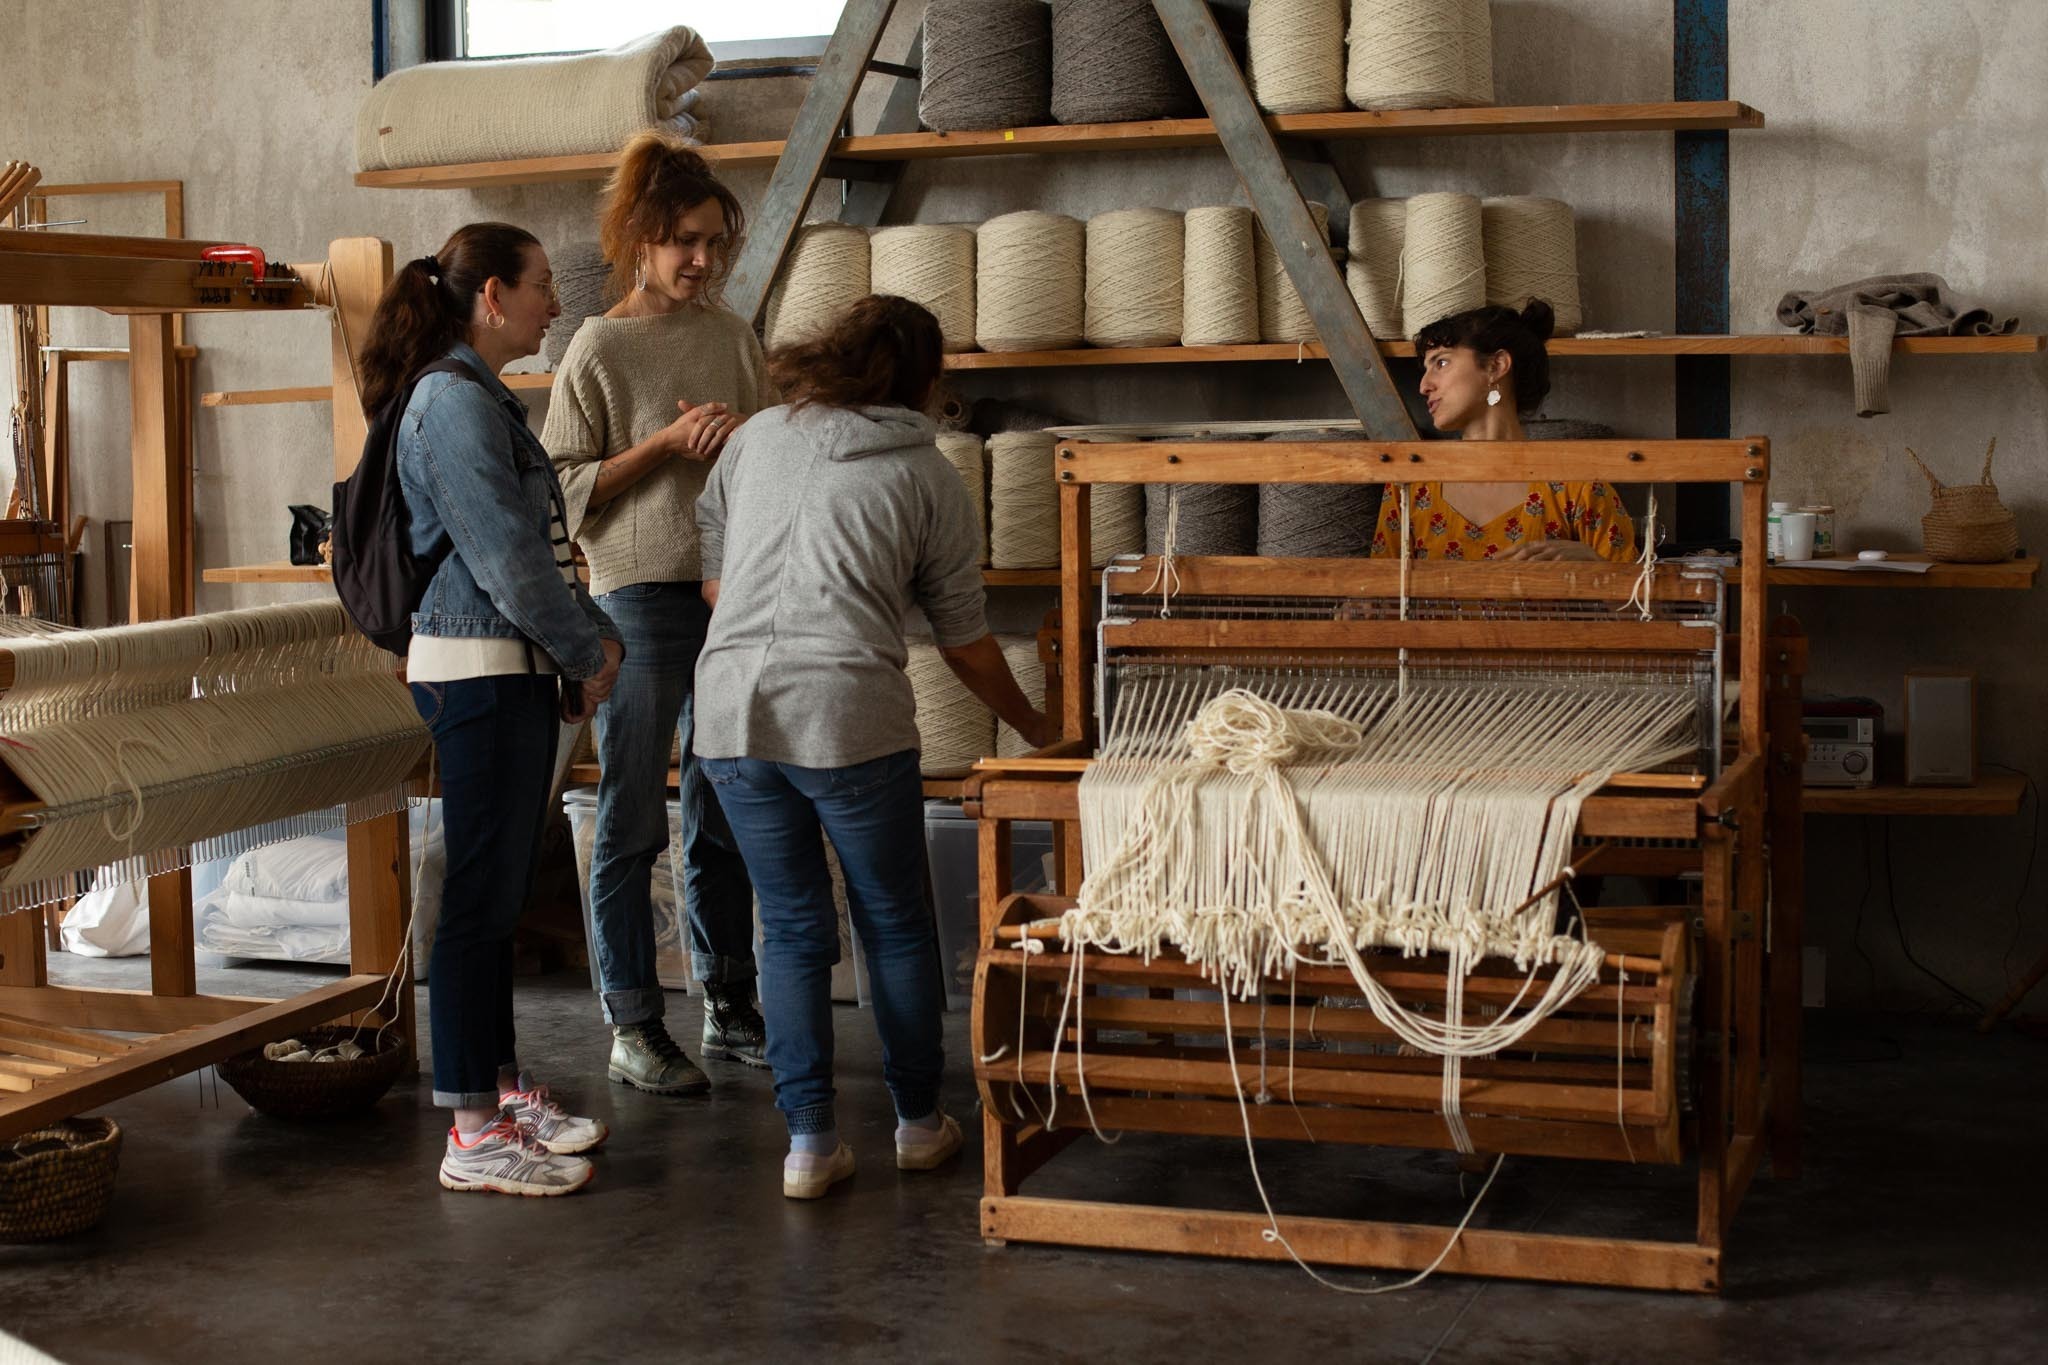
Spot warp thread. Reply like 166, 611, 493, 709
1346, 0, 1495, 111
1345, 198, 1407, 339
871, 224, 978, 352
1254, 200, 1332, 343
936, 431, 990, 565
763, 223, 870, 350
906, 640, 996, 774
1050, 0, 1198, 125
1481, 195, 1583, 334
1247, 0, 1348, 114
988, 431, 1061, 568
1400, 192, 1486, 337
919, 0, 1053, 132
977, 212, 1086, 352
1181, 206, 1261, 346
1085, 208, 1186, 348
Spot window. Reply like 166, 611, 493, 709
449, 0, 847, 58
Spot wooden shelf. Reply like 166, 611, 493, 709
1767, 555, 2039, 589
201, 562, 330, 584
353, 102, 1765, 190
1803, 775, 2026, 816
946, 335, 2046, 369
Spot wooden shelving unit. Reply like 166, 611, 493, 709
353, 101, 1765, 190
1767, 555, 2039, 589
1803, 775, 2026, 817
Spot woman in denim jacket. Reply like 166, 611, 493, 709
360, 221, 623, 1197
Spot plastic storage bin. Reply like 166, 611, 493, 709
924, 800, 1055, 1011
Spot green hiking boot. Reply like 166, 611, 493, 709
608, 1020, 710, 1095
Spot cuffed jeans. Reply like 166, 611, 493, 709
412, 675, 559, 1109
589, 582, 755, 1026
701, 750, 943, 1135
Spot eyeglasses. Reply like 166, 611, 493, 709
516, 277, 559, 304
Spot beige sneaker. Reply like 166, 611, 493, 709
895, 1112, 964, 1171
782, 1143, 856, 1200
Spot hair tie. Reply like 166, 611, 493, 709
414, 255, 442, 283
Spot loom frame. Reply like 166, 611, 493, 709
0, 232, 414, 1142
966, 436, 1803, 1294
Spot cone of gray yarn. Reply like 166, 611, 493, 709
1050, 0, 1198, 125
920, 0, 1053, 132
543, 242, 612, 367
1257, 429, 1383, 556
1523, 418, 1617, 441
1144, 482, 1259, 556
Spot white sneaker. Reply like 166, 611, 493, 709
783, 1143, 856, 1200
895, 1112, 964, 1171
439, 1109, 594, 1197
500, 1075, 609, 1155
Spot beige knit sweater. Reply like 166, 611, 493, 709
542, 305, 772, 594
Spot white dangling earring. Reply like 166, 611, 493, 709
1486, 386, 1502, 408
635, 256, 646, 292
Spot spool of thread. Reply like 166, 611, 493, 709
1399, 192, 1485, 337
1247, 0, 1347, 114
1089, 483, 1146, 565
1050, 0, 1197, 125
936, 432, 989, 564
763, 223, 871, 350
1345, 198, 1407, 340
1480, 196, 1583, 334
1085, 208, 1185, 348
907, 640, 997, 773
1259, 430, 1382, 556
870, 224, 978, 352
919, 0, 1053, 132
1254, 200, 1332, 343
1182, 207, 1261, 346
977, 211, 1086, 352
543, 242, 610, 368
1345, 0, 1494, 111
988, 431, 1060, 568
996, 635, 1047, 757
1145, 481, 1258, 555
933, 385, 972, 431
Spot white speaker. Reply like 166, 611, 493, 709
1904, 672, 1975, 787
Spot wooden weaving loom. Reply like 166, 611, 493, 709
966, 436, 1805, 1294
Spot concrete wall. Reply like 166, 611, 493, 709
1, 0, 2042, 1015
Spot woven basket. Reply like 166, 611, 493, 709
0, 1117, 121, 1243
215, 1025, 406, 1121
1907, 438, 2018, 563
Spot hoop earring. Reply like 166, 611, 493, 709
486, 311, 505, 330
635, 257, 646, 292
1486, 386, 1502, 408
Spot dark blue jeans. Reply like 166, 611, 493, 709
411, 675, 560, 1109
701, 750, 943, 1135
590, 582, 755, 1025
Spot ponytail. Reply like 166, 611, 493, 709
358, 221, 540, 412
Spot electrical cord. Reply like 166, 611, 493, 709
1880, 815, 1985, 1014
1977, 762, 2041, 991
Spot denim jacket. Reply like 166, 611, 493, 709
396, 344, 619, 679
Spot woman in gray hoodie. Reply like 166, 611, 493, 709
694, 295, 1048, 1199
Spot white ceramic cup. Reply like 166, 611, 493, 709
1780, 511, 1817, 562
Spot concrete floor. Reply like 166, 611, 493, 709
3, 958, 2044, 1364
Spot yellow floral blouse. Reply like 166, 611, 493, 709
1369, 481, 1639, 563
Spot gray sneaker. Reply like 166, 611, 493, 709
439, 1109, 594, 1197
608, 1020, 710, 1095
700, 984, 770, 1069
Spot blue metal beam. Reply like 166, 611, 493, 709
1674, 0, 1732, 539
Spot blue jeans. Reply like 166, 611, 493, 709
701, 750, 943, 1135
411, 675, 559, 1109
589, 582, 755, 1026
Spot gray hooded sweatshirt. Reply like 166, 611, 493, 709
693, 402, 987, 769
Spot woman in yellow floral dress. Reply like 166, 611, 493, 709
1370, 300, 1637, 564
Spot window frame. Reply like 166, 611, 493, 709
420, 0, 842, 62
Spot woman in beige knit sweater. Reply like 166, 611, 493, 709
543, 131, 769, 1095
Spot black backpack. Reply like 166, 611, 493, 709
330, 357, 479, 654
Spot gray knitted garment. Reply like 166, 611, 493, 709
1777, 273, 2017, 417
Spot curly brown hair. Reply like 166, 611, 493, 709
768, 295, 944, 413
597, 129, 746, 304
